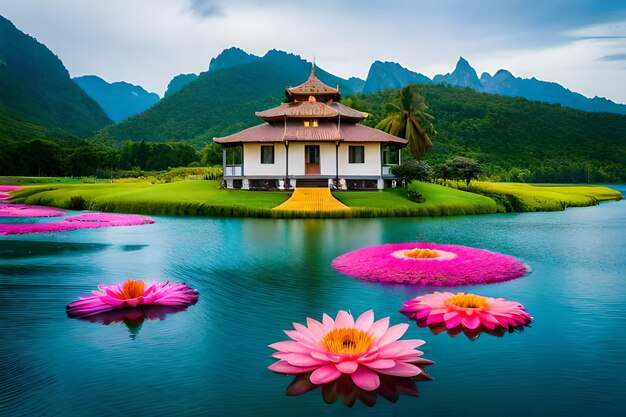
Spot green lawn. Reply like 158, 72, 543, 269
5, 179, 622, 218
10, 181, 289, 217
333, 182, 500, 217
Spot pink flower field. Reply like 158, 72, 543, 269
0, 212, 154, 235
332, 243, 528, 286
0, 203, 65, 217
64, 212, 155, 226
0, 185, 23, 192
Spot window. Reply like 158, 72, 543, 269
261, 145, 274, 164
303, 121, 310, 127
226, 146, 242, 165
382, 145, 399, 165
303, 119, 318, 127
305, 145, 320, 163
312, 119, 318, 127
349, 146, 365, 164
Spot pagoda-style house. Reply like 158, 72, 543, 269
214, 66, 407, 190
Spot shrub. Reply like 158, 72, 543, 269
392, 160, 433, 185
406, 187, 425, 203
67, 195, 90, 210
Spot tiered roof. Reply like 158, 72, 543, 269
214, 122, 407, 144
214, 65, 407, 145
286, 65, 340, 101
256, 101, 366, 121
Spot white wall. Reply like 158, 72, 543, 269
338, 143, 381, 177
285, 142, 336, 176
242, 142, 382, 177
243, 143, 287, 176
319, 143, 336, 176
287, 143, 305, 176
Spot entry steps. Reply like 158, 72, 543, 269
272, 187, 350, 213
294, 179, 329, 188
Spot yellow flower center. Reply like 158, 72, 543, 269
403, 248, 441, 259
321, 328, 374, 355
116, 279, 145, 300
447, 293, 489, 309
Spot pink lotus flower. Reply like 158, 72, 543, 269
66, 279, 199, 318
332, 243, 528, 286
0, 192, 11, 200
268, 310, 432, 391
401, 292, 533, 332
0, 186, 23, 192
0, 203, 65, 217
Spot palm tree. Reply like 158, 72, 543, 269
375, 86, 435, 158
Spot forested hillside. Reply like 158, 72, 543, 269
346, 85, 626, 182
0, 16, 111, 140
94, 50, 363, 147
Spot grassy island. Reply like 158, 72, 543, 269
5, 179, 622, 219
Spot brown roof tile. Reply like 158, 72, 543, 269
287, 67, 339, 97
214, 122, 408, 145
340, 124, 408, 144
283, 124, 341, 141
256, 102, 338, 119
328, 102, 367, 120
256, 101, 367, 121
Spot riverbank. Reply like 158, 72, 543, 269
4, 180, 622, 218
452, 181, 623, 211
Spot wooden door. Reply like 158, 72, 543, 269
304, 145, 320, 174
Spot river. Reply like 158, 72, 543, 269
1, 186, 624, 416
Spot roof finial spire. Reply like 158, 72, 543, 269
310, 60, 315, 79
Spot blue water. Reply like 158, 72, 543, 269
1, 187, 625, 416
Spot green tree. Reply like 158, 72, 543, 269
18, 139, 63, 176
201, 141, 223, 166
449, 157, 482, 186
375, 86, 435, 158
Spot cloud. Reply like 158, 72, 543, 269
599, 53, 626, 61
188, 0, 221, 17
1, 0, 626, 102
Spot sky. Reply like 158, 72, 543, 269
1, 0, 626, 102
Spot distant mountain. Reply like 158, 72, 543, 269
344, 77, 366, 94
161, 48, 626, 117
164, 73, 198, 97
433, 57, 626, 115
433, 57, 483, 91
0, 15, 111, 140
263, 49, 362, 96
480, 69, 626, 115
95, 50, 365, 146
362, 61, 430, 94
208, 47, 259, 72
73, 75, 159, 122
164, 48, 364, 101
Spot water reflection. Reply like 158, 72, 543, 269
69, 305, 193, 339
284, 370, 433, 408
0, 240, 110, 260
411, 317, 530, 341
119, 244, 149, 252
